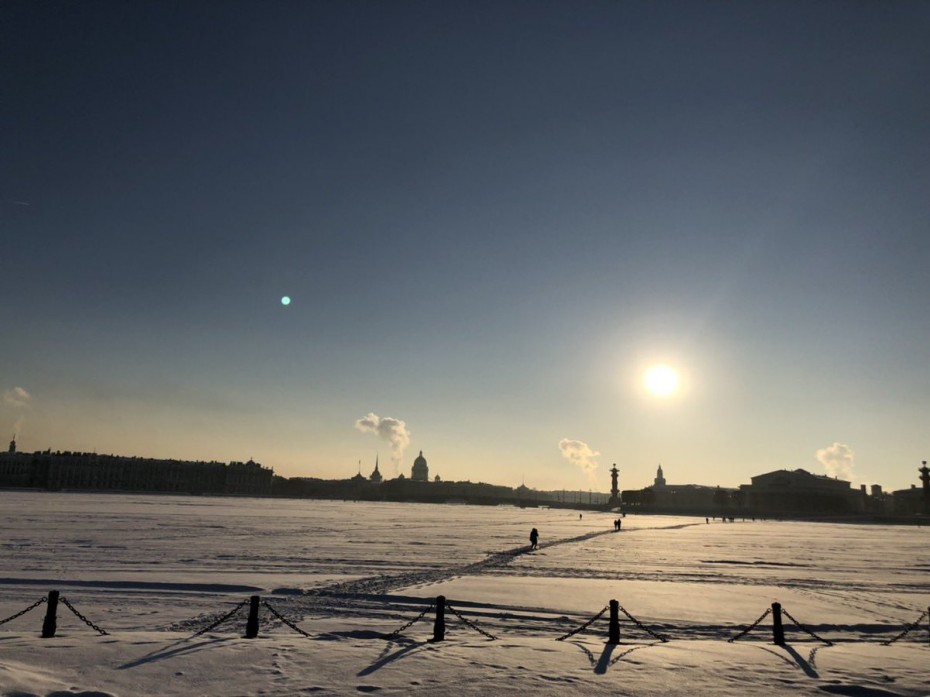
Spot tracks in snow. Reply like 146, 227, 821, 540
297, 527, 621, 600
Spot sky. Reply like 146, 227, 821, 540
2, 1, 929, 493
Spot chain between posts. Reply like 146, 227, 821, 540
60, 596, 109, 636
618, 604, 669, 642
881, 609, 929, 646
261, 600, 312, 638
189, 599, 249, 638
10, 593, 925, 646
382, 603, 434, 641
556, 605, 609, 641
728, 607, 772, 643
781, 608, 833, 646
0, 597, 47, 627
446, 603, 497, 640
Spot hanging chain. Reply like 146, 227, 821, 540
727, 607, 772, 643
781, 608, 833, 646
60, 597, 109, 636
556, 606, 609, 641
0, 597, 47, 626
189, 600, 248, 638
881, 609, 929, 646
382, 603, 434, 641
618, 604, 669, 642
261, 601, 313, 638
446, 604, 498, 640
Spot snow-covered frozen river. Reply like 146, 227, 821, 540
2, 492, 929, 696
1, 492, 927, 641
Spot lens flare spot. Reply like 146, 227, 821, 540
281, 296, 291, 306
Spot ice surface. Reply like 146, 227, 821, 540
0, 492, 927, 696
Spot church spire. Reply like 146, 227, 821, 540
369, 454, 383, 483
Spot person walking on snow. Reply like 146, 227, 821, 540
529, 527, 539, 550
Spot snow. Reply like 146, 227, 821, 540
1, 492, 928, 696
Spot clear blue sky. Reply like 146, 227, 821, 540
2, 1, 929, 492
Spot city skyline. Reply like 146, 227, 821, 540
3, 2, 929, 492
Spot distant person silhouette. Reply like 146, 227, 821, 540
529, 527, 539, 550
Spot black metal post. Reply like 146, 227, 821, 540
772, 602, 785, 646
245, 595, 260, 638
432, 595, 446, 642
608, 599, 620, 644
41, 590, 59, 638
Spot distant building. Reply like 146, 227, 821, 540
921, 461, 930, 514
623, 465, 727, 512
0, 447, 273, 495
742, 468, 858, 514
892, 461, 929, 516
411, 450, 429, 482
0, 438, 31, 487
225, 459, 274, 495
892, 485, 924, 515
654, 483, 723, 510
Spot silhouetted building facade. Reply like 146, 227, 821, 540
622, 465, 728, 513
743, 468, 857, 514
0, 447, 273, 495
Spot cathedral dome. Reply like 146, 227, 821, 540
411, 450, 429, 482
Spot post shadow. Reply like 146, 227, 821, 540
357, 641, 426, 677
594, 643, 617, 674
781, 644, 819, 678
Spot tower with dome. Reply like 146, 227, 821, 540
411, 451, 429, 482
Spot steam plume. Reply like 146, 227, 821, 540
3, 387, 32, 438
816, 442, 855, 481
3, 387, 31, 408
559, 438, 600, 481
355, 413, 411, 471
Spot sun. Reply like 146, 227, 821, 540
643, 364, 680, 398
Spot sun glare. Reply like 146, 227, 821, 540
643, 364, 680, 398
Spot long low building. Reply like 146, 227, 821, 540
741, 468, 860, 514
619, 466, 738, 514
0, 440, 273, 496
